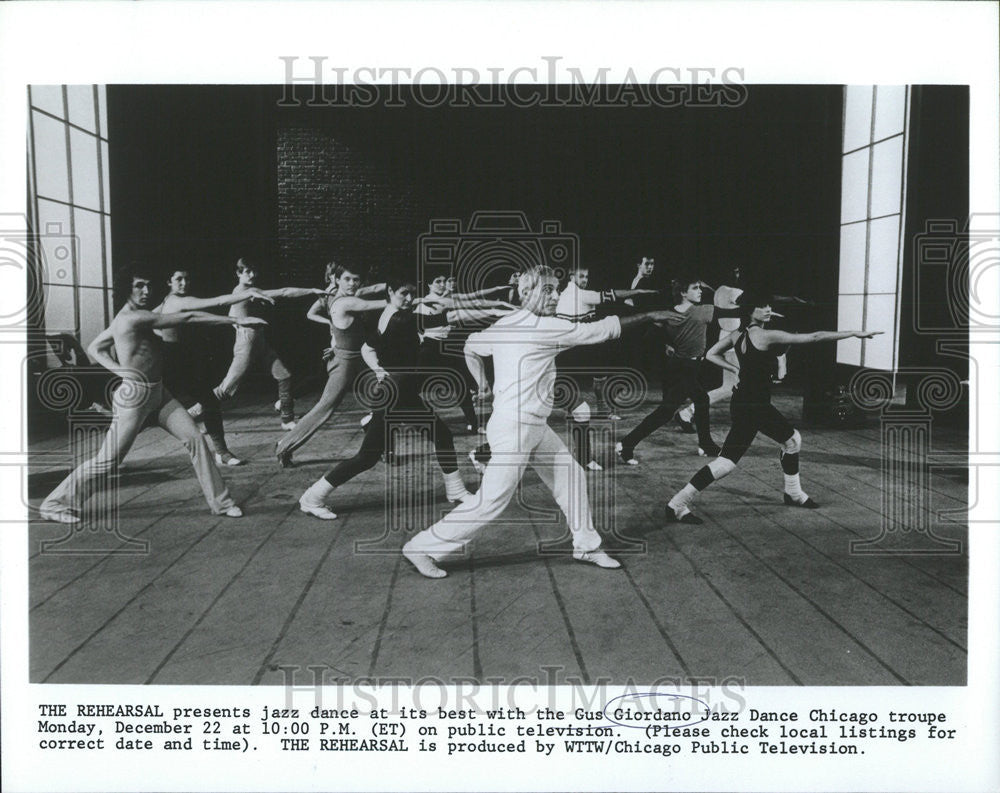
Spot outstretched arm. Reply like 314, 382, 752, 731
263, 287, 327, 300
613, 288, 659, 301
171, 289, 275, 312
139, 310, 268, 331
451, 285, 510, 301
333, 296, 389, 317
706, 334, 739, 374
356, 283, 386, 297
762, 328, 882, 348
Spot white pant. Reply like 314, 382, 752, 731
406, 416, 603, 559
42, 379, 235, 515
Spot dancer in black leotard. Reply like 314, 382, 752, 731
664, 290, 881, 524
297, 276, 510, 520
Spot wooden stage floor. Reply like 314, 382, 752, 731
27, 389, 968, 687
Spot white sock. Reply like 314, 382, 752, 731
678, 405, 694, 422
303, 477, 334, 503
668, 483, 699, 514
443, 470, 468, 501
783, 473, 806, 501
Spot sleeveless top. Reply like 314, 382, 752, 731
328, 295, 367, 352
734, 326, 779, 399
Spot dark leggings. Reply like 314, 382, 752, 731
719, 389, 795, 464
417, 338, 479, 429
323, 383, 458, 487
162, 343, 229, 452
620, 357, 714, 451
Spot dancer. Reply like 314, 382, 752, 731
556, 264, 657, 468
674, 266, 808, 431
39, 268, 258, 524
277, 263, 442, 468
401, 265, 678, 579
616, 278, 742, 464
212, 257, 326, 429
156, 269, 274, 466
297, 276, 506, 519
415, 272, 511, 434
664, 290, 881, 523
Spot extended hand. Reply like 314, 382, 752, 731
322, 347, 335, 361
236, 317, 268, 327
247, 288, 276, 305
857, 330, 884, 339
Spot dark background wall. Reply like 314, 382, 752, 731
107, 85, 850, 391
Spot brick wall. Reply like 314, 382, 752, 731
277, 125, 431, 285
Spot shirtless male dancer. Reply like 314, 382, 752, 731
212, 257, 326, 429
664, 289, 881, 523
156, 268, 274, 466
39, 268, 262, 523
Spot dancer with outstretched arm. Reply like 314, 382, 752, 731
156, 268, 274, 466
212, 257, 326, 429
401, 265, 679, 579
297, 276, 509, 520
664, 290, 881, 524
39, 268, 260, 524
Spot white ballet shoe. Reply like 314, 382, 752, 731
298, 493, 337, 520
215, 452, 245, 467
402, 542, 447, 578
281, 419, 298, 431
187, 403, 204, 420
360, 413, 373, 428
586, 460, 603, 471
274, 399, 281, 412
223, 506, 244, 518
573, 550, 621, 569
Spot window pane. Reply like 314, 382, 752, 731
843, 85, 873, 152
870, 136, 904, 218
74, 208, 105, 288
836, 295, 863, 365
838, 222, 867, 294
103, 215, 113, 286
867, 215, 901, 294
70, 127, 102, 211
36, 199, 75, 284
29, 85, 65, 118
32, 110, 70, 203
873, 85, 907, 140
43, 283, 76, 335
862, 294, 897, 370
66, 85, 97, 133
79, 287, 108, 347
101, 140, 111, 210
97, 85, 108, 138
840, 148, 870, 224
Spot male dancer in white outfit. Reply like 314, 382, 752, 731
401, 265, 675, 579
39, 268, 258, 523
